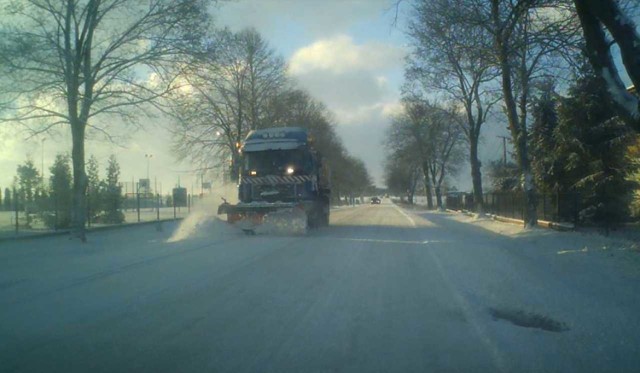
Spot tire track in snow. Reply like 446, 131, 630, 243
427, 242, 509, 373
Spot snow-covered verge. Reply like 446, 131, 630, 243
434, 210, 640, 278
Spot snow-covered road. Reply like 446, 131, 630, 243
1, 201, 639, 372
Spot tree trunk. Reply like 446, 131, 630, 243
71, 123, 88, 242
469, 138, 484, 215
435, 185, 443, 211
579, 0, 640, 90
574, 0, 640, 128
422, 164, 434, 209
230, 150, 241, 183
492, 0, 537, 228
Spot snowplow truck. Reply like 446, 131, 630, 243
217, 127, 331, 231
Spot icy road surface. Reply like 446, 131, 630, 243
1, 201, 639, 372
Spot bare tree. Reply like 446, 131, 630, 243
574, 0, 640, 128
0, 0, 213, 241
386, 98, 433, 208
474, 0, 579, 227
406, 0, 500, 214
261, 88, 375, 202
405, 98, 435, 209
424, 106, 465, 210
170, 28, 287, 181
386, 98, 463, 209
384, 154, 422, 204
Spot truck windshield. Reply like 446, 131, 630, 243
243, 149, 311, 175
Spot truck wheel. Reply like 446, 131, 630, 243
306, 211, 317, 229
320, 210, 329, 227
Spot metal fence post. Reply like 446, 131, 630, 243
87, 193, 91, 228
54, 193, 58, 230
573, 192, 579, 227
13, 187, 18, 235
556, 191, 560, 221
491, 193, 496, 215
136, 189, 141, 223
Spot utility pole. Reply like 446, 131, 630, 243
498, 136, 509, 166
145, 154, 153, 193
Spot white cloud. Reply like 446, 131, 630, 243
288, 35, 405, 125
289, 35, 405, 75
286, 35, 407, 185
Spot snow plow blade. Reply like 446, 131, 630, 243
217, 202, 308, 234
217, 202, 300, 216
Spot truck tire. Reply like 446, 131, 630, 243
319, 198, 330, 227
306, 210, 318, 229
320, 211, 329, 227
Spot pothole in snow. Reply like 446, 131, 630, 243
489, 307, 569, 332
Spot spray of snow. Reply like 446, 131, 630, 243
167, 183, 239, 243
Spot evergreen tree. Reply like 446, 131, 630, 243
555, 67, 638, 225
34, 186, 48, 216
3, 188, 11, 211
48, 154, 73, 229
16, 158, 40, 207
531, 82, 563, 192
86, 155, 102, 219
102, 155, 124, 224
487, 160, 520, 192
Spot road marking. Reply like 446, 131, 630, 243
393, 205, 417, 227
335, 238, 449, 245
557, 247, 589, 255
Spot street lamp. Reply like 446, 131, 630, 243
144, 154, 153, 196
145, 154, 153, 180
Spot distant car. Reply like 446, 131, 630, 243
370, 197, 381, 204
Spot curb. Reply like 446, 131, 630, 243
443, 209, 575, 231
0, 218, 183, 243
489, 214, 574, 231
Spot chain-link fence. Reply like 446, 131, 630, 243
0, 185, 202, 239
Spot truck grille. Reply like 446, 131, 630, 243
241, 175, 317, 202
251, 183, 298, 201
241, 175, 316, 184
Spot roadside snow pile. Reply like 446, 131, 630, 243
450, 213, 524, 236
